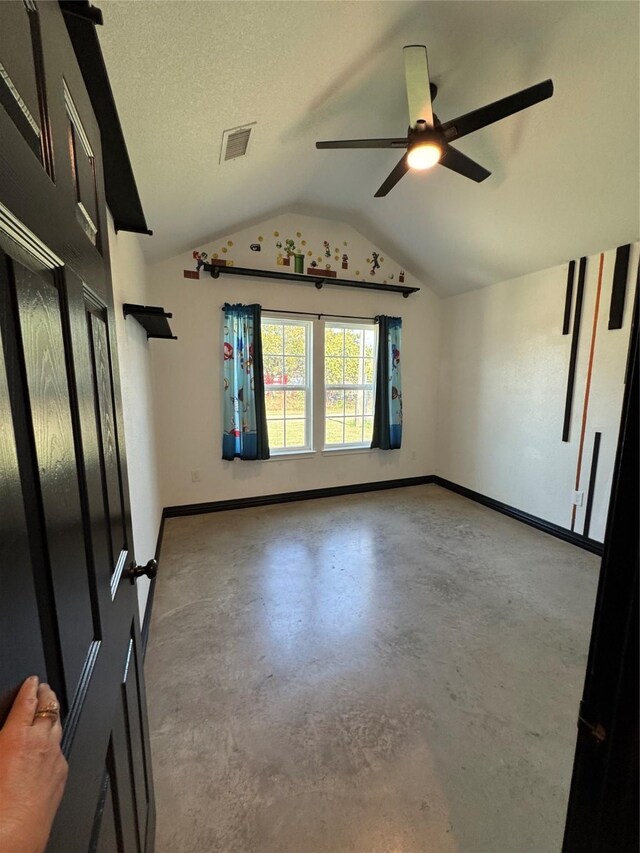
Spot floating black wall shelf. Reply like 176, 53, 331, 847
123, 304, 177, 340
202, 262, 419, 298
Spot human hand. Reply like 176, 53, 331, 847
0, 676, 68, 853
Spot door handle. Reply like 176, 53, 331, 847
125, 559, 158, 584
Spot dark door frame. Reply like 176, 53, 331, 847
563, 286, 638, 851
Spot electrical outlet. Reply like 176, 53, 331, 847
572, 490, 584, 507
191, 470, 201, 483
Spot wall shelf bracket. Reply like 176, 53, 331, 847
123, 303, 177, 340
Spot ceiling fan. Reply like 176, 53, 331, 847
316, 45, 553, 197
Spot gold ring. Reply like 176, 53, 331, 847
34, 701, 60, 719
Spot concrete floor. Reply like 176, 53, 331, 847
145, 484, 599, 853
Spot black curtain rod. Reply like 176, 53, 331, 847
220, 307, 379, 322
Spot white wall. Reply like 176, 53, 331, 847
142, 205, 635, 558
148, 214, 440, 508
437, 242, 638, 542
108, 215, 162, 621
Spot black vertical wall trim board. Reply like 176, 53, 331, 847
563, 259, 576, 335
582, 432, 601, 539
563, 256, 587, 442
141, 512, 165, 658
608, 244, 631, 330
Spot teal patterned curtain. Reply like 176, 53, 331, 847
371, 316, 403, 450
222, 303, 270, 460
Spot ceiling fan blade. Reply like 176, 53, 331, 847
403, 44, 433, 127
440, 79, 553, 142
374, 153, 410, 197
316, 138, 407, 149
440, 145, 491, 182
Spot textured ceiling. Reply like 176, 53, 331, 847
98, 1, 639, 295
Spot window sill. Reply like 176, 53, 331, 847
266, 447, 377, 459
267, 450, 316, 460
321, 446, 375, 457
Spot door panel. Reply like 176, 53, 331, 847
0, 3, 41, 126
80, 627, 154, 853
13, 257, 97, 701
88, 305, 127, 577
0, 242, 67, 706
111, 712, 141, 853
0, 2, 107, 289
91, 773, 120, 853
0, 0, 53, 171
0, 318, 47, 714
65, 82, 101, 248
121, 634, 152, 849
0, 2, 155, 850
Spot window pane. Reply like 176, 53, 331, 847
285, 390, 305, 419
326, 389, 344, 416
364, 358, 374, 384
264, 355, 283, 384
344, 390, 359, 415
284, 356, 305, 385
325, 327, 344, 357
344, 358, 361, 384
345, 416, 363, 443
261, 319, 311, 452
364, 390, 375, 415
325, 357, 343, 385
325, 417, 344, 445
363, 417, 373, 443
267, 420, 284, 448
344, 328, 363, 357
284, 324, 305, 354
364, 329, 375, 358
262, 323, 283, 355
285, 419, 305, 447
265, 389, 284, 418
322, 324, 376, 448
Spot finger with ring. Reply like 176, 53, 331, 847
34, 701, 60, 719
32, 683, 61, 726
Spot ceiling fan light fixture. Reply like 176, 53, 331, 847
315, 42, 552, 195
407, 142, 442, 170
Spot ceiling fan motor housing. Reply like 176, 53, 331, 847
409, 121, 443, 150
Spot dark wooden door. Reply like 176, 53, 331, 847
0, 2, 155, 850
562, 291, 638, 851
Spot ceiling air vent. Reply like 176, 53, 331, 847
220, 123, 256, 164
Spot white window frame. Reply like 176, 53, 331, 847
323, 321, 377, 450
262, 316, 313, 455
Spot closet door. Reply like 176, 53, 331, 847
0, 2, 155, 850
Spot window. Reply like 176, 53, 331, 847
324, 323, 376, 448
260, 317, 378, 455
262, 318, 312, 453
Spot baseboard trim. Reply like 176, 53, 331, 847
163, 475, 436, 518
142, 475, 603, 656
433, 476, 604, 556
141, 512, 166, 658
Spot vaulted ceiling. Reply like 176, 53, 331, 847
98, 1, 639, 295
